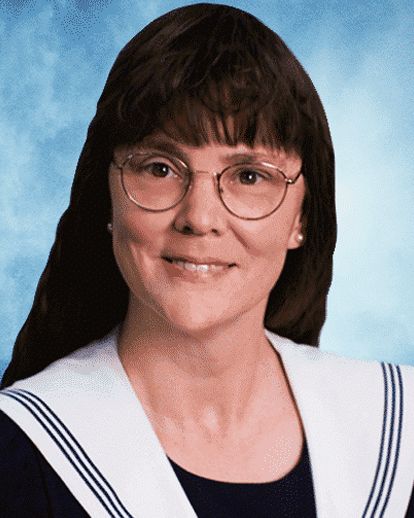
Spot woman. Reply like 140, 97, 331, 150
0, 4, 413, 517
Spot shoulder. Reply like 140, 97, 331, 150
266, 329, 414, 388
266, 331, 414, 513
266, 329, 414, 436
2, 328, 119, 395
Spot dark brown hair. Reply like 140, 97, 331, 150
2, 3, 336, 387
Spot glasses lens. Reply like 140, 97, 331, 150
220, 164, 287, 219
122, 153, 187, 210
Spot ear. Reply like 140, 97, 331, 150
287, 211, 305, 250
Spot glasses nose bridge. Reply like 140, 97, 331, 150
186, 168, 222, 195
190, 168, 220, 178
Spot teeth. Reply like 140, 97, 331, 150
171, 259, 227, 272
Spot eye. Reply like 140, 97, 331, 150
145, 161, 175, 178
235, 168, 268, 185
128, 154, 184, 180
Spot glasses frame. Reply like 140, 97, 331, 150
111, 151, 302, 221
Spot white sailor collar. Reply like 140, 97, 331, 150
0, 328, 413, 517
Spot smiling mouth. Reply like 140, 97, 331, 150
162, 257, 236, 273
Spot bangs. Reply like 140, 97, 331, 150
112, 8, 310, 156
155, 89, 301, 154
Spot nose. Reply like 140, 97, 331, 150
172, 171, 226, 236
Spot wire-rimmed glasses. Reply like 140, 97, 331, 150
111, 150, 302, 220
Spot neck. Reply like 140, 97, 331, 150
117, 298, 282, 434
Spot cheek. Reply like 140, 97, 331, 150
114, 211, 155, 249
109, 173, 179, 308
110, 174, 160, 270
110, 207, 164, 295
111, 222, 144, 297
238, 214, 296, 290
242, 212, 295, 263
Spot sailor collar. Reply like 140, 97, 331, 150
1, 328, 413, 517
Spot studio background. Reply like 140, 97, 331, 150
1, 0, 413, 376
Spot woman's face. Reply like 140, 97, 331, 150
108, 134, 305, 334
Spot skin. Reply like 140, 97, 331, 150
109, 134, 306, 482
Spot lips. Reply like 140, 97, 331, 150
162, 254, 237, 271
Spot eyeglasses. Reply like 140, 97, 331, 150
111, 150, 302, 220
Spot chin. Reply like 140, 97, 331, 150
155, 298, 237, 338
166, 308, 225, 335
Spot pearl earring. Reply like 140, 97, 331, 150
107, 223, 113, 233
297, 233, 304, 243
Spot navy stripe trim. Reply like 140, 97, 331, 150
379, 365, 404, 515
1, 388, 133, 518
362, 363, 389, 518
371, 363, 397, 517
362, 363, 404, 518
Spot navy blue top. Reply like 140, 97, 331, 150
0, 410, 412, 517
168, 442, 317, 517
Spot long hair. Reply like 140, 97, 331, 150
2, 3, 336, 388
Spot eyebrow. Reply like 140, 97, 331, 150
134, 136, 281, 165
136, 137, 187, 160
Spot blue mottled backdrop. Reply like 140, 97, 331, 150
1, 0, 413, 376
